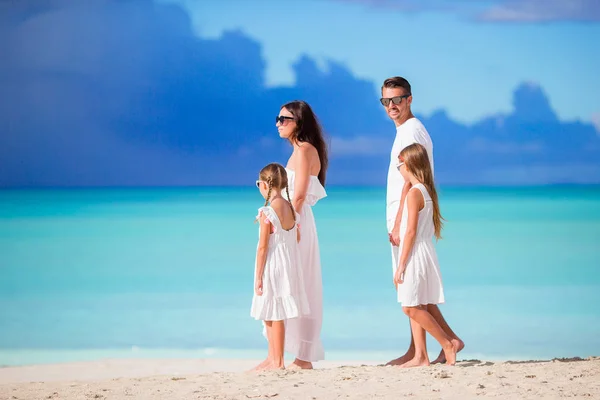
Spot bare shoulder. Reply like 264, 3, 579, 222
297, 141, 318, 157
270, 198, 294, 228
407, 187, 424, 208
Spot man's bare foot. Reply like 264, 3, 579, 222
441, 340, 458, 366
432, 338, 464, 364
385, 351, 415, 366
289, 359, 313, 369
400, 355, 430, 368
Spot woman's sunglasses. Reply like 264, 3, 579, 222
380, 95, 410, 107
275, 116, 295, 124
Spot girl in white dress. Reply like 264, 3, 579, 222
250, 163, 309, 370
277, 100, 328, 369
393, 143, 458, 367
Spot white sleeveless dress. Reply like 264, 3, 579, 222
250, 206, 310, 321
284, 168, 326, 362
396, 183, 445, 307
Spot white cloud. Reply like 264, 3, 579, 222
467, 137, 544, 154
330, 136, 390, 157
478, 0, 600, 22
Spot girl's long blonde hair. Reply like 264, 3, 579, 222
400, 143, 444, 239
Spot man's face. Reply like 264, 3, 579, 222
381, 87, 412, 122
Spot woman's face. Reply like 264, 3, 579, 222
276, 108, 297, 140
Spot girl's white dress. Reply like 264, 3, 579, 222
396, 183, 445, 307
283, 168, 326, 362
250, 206, 310, 321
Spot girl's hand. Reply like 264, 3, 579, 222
255, 278, 263, 296
296, 223, 301, 243
393, 267, 405, 288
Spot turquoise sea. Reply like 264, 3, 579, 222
1, 186, 599, 366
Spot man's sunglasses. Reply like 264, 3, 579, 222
380, 95, 410, 107
275, 116, 295, 124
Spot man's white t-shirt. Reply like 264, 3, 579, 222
386, 117, 434, 232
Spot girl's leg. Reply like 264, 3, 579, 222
402, 306, 457, 365
267, 320, 285, 369
401, 309, 430, 368
385, 319, 415, 366
427, 304, 465, 364
426, 304, 465, 364
253, 321, 273, 370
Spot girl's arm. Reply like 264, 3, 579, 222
292, 146, 311, 214
394, 189, 423, 284
390, 179, 413, 245
254, 212, 271, 295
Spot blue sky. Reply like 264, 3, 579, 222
168, 0, 600, 124
1, 0, 599, 186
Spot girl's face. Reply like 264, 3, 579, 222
256, 179, 269, 199
276, 108, 297, 140
398, 157, 411, 180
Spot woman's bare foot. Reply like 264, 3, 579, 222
400, 355, 430, 368
432, 338, 464, 364
441, 340, 458, 366
289, 359, 313, 369
385, 350, 415, 366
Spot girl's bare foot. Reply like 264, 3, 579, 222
441, 340, 458, 366
432, 338, 464, 364
251, 358, 271, 371
263, 363, 285, 370
400, 355, 430, 368
385, 350, 415, 366
289, 359, 313, 369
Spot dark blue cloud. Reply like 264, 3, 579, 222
0, 0, 598, 187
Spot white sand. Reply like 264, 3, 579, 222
1, 357, 599, 399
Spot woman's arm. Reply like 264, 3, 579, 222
292, 146, 312, 214
394, 189, 423, 285
254, 212, 271, 295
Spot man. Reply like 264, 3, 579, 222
382, 76, 464, 365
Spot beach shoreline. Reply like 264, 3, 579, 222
1, 357, 598, 399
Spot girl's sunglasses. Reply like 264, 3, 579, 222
255, 180, 263, 188
275, 116, 295, 124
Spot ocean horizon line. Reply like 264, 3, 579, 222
2, 183, 600, 191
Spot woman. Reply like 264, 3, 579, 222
277, 100, 328, 369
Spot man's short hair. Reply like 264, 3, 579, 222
382, 76, 411, 95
